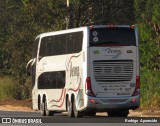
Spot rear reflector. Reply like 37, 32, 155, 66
90, 99, 95, 103
131, 98, 137, 103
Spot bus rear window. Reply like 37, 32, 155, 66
89, 27, 136, 46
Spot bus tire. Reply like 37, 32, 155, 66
40, 102, 46, 116
67, 98, 74, 117
45, 99, 54, 116
73, 98, 82, 118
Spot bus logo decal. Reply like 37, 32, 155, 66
70, 66, 79, 77
102, 48, 121, 59
103, 48, 121, 55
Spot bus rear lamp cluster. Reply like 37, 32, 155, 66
89, 25, 94, 30
85, 77, 96, 97
132, 76, 140, 96
130, 25, 135, 29
90, 25, 135, 30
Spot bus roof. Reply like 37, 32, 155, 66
35, 25, 137, 40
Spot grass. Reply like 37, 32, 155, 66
0, 76, 19, 100
0, 76, 31, 100
140, 70, 160, 109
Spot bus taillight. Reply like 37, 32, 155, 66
130, 25, 135, 29
132, 76, 140, 96
85, 77, 96, 97
107, 24, 117, 28
89, 25, 94, 30
136, 76, 140, 89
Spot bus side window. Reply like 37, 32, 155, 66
51, 72, 56, 89
46, 37, 53, 56
56, 71, 65, 89
54, 35, 60, 55
67, 33, 74, 54
60, 34, 67, 55
53, 34, 67, 55
38, 71, 65, 89
74, 32, 83, 53
39, 38, 46, 60
38, 73, 45, 89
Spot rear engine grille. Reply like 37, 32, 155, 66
93, 60, 133, 82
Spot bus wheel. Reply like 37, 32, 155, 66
67, 98, 74, 117
45, 99, 54, 116
40, 102, 46, 116
73, 98, 82, 118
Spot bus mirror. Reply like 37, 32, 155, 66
26, 59, 34, 76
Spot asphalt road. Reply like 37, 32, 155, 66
0, 111, 117, 123
0, 111, 159, 124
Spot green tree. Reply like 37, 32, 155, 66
134, 0, 160, 108
135, 0, 160, 70
66, 0, 135, 27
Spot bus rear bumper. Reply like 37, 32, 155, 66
84, 95, 140, 112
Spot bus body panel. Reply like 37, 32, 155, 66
89, 46, 137, 98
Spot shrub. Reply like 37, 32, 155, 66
0, 76, 32, 100
140, 70, 160, 108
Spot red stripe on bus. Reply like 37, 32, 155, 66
66, 54, 81, 71
68, 78, 81, 92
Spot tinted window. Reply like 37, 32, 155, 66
46, 37, 53, 56
54, 34, 67, 55
38, 71, 65, 89
39, 38, 46, 58
39, 31, 83, 57
66, 33, 74, 54
74, 32, 83, 52
90, 28, 136, 46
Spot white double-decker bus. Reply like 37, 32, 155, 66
26, 25, 140, 117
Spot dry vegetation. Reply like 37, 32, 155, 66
0, 99, 34, 112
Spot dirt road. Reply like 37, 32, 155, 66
0, 100, 160, 117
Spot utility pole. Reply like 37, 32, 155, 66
66, 0, 74, 29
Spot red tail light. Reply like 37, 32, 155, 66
85, 77, 96, 97
136, 76, 140, 89
90, 25, 94, 30
132, 76, 140, 96
130, 25, 135, 29
108, 24, 117, 28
